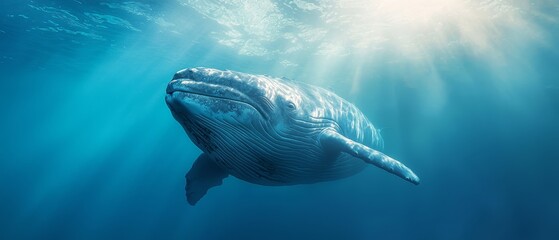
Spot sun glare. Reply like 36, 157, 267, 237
324, 0, 543, 60
178, 0, 549, 66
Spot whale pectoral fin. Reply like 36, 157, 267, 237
185, 153, 229, 205
319, 129, 420, 185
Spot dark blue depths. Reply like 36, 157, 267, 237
1, 1, 558, 239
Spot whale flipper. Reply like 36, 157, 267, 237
185, 153, 229, 205
320, 129, 420, 185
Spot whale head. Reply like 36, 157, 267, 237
165, 67, 300, 123
165, 67, 309, 154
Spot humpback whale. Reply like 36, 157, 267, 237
165, 67, 420, 205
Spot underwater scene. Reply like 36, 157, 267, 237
1, 0, 559, 239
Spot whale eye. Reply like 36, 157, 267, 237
286, 101, 296, 110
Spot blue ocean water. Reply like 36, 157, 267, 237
1, 0, 559, 239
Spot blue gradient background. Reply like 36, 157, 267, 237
1, 1, 558, 239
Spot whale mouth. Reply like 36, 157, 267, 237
166, 78, 268, 119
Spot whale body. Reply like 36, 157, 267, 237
165, 67, 420, 205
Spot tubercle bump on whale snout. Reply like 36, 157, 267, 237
173, 68, 197, 80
